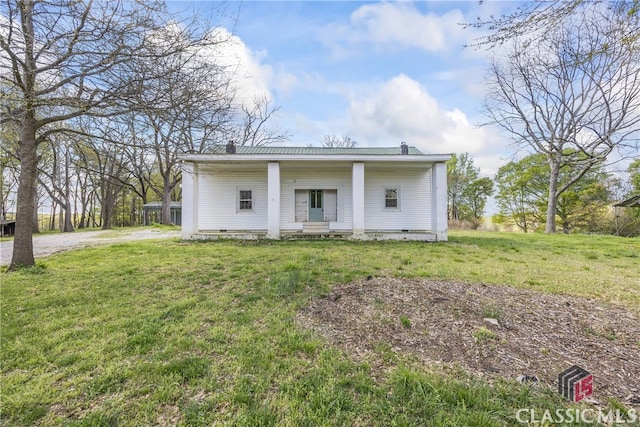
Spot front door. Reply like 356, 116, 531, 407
309, 190, 324, 221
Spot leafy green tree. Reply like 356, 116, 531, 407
555, 172, 610, 233
495, 153, 611, 233
447, 153, 478, 221
447, 153, 494, 228
459, 177, 494, 230
629, 159, 640, 194
494, 156, 547, 232
483, 4, 640, 233
616, 159, 640, 234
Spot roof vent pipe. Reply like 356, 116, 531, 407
400, 141, 408, 155
226, 141, 236, 154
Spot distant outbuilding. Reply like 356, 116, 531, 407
1, 220, 16, 237
142, 202, 182, 226
614, 195, 640, 208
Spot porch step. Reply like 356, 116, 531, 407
303, 222, 330, 234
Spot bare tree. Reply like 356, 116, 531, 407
321, 134, 358, 148
121, 116, 155, 223
484, 7, 640, 232
72, 165, 93, 229
237, 95, 290, 147
128, 35, 236, 225
128, 31, 288, 224
466, 1, 636, 48
37, 134, 76, 232
0, 0, 223, 269
75, 133, 130, 230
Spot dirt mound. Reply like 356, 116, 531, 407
297, 278, 640, 406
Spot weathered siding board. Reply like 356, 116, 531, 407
198, 168, 268, 231
294, 190, 308, 222
324, 190, 338, 222
280, 167, 352, 231
364, 167, 432, 231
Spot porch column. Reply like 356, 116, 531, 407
352, 162, 365, 237
267, 161, 281, 239
431, 162, 448, 241
181, 162, 198, 239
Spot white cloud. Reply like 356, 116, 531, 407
294, 113, 320, 135
207, 27, 302, 105
320, 2, 487, 58
350, 3, 466, 52
345, 74, 507, 175
207, 27, 280, 105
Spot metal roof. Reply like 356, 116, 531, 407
206, 145, 428, 155
614, 194, 640, 208
142, 201, 182, 209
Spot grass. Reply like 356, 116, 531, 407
399, 315, 412, 328
1, 231, 639, 426
472, 326, 498, 343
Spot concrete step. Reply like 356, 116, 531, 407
303, 222, 330, 234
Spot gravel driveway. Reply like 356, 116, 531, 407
0, 228, 180, 266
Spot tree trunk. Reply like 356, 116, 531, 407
162, 187, 171, 225
32, 189, 39, 233
77, 182, 88, 229
130, 196, 138, 225
50, 201, 57, 231
545, 160, 560, 233
101, 193, 115, 230
63, 152, 75, 232
10, 122, 38, 270
63, 202, 74, 232
162, 177, 173, 225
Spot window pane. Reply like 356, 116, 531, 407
310, 190, 322, 208
385, 188, 398, 208
239, 190, 252, 210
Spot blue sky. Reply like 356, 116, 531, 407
170, 1, 518, 178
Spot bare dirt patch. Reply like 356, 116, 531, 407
297, 278, 640, 407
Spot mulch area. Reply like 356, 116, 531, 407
297, 277, 640, 407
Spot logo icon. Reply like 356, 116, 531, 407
558, 365, 593, 402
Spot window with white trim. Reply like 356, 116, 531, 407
385, 188, 399, 209
238, 190, 253, 211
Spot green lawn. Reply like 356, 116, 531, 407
2, 231, 639, 426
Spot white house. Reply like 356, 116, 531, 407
180, 143, 451, 241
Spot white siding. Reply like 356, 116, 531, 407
198, 168, 268, 231
193, 162, 435, 235
364, 166, 432, 231
181, 162, 197, 238
280, 167, 352, 231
